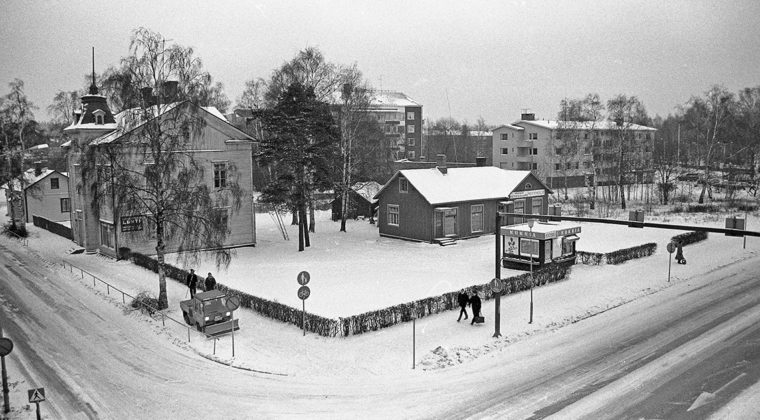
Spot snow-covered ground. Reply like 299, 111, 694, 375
1, 192, 759, 417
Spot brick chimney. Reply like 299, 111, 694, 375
141, 87, 156, 107
521, 113, 535, 121
161, 81, 179, 103
34, 161, 43, 176
436, 154, 447, 174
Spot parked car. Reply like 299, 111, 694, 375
677, 172, 700, 182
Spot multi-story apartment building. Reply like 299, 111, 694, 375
365, 91, 422, 161
492, 113, 656, 188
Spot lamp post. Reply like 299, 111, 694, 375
528, 218, 534, 324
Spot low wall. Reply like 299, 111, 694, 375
32, 215, 73, 240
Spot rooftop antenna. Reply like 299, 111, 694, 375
88, 47, 98, 95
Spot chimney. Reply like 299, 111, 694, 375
34, 161, 43, 176
436, 154, 447, 174
521, 113, 535, 121
73, 108, 82, 123
475, 156, 486, 167
161, 81, 179, 103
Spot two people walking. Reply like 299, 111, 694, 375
457, 288, 483, 325
186, 269, 217, 298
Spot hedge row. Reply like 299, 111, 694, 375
32, 215, 73, 240
577, 243, 657, 265
672, 230, 708, 245
126, 251, 571, 337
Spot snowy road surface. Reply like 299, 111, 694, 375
2, 235, 760, 419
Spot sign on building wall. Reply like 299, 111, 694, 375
509, 189, 544, 199
121, 215, 143, 232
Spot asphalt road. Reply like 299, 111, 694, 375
447, 255, 760, 419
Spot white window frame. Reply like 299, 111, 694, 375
399, 178, 409, 193
532, 197, 543, 215
213, 161, 228, 189
387, 204, 399, 226
514, 199, 525, 224
407, 136, 415, 146
529, 133, 538, 140
60, 198, 70, 213
501, 148, 509, 155
406, 111, 415, 120
407, 150, 416, 159
50, 177, 59, 189
407, 125, 415, 134
520, 238, 539, 257
470, 204, 484, 233
501, 133, 508, 140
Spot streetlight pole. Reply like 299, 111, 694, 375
528, 219, 534, 324
494, 212, 502, 338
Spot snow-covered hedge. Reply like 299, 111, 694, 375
578, 243, 657, 265
671, 230, 708, 245
128, 251, 572, 337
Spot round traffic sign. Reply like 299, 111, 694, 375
297, 271, 310, 285
490, 278, 504, 293
225, 295, 241, 311
0, 337, 13, 357
297, 285, 311, 300
666, 242, 676, 254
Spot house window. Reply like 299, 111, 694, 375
100, 222, 115, 249
532, 148, 538, 155
60, 198, 70, 213
95, 115, 104, 124
574, 162, 579, 169
407, 125, 415, 134
555, 147, 562, 155
555, 163, 561, 171
529, 133, 538, 140
407, 112, 415, 120
387, 204, 399, 226
584, 133, 589, 139
407, 137, 415, 146
407, 150, 416, 159
514, 199, 525, 224
532, 197, 543, 215
399, 178, 409, 193
566, 162, 571, 170
213, 162, 228, 188
501, 148, 509, 155
471, 204, 484, 233
50, 178, 59, 189
532, 163, 538, 170
214, 208, 229, 232
501, 133, 508, 140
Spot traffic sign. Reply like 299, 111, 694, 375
297, 271, 310, 285
297, 285, 311, 300
28, 387, 45, 403
490, 278, 504, 293
666, 242, 676, 254
225, 295, 240, 311
0, 337, 12, 356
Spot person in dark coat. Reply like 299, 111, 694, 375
457, 289, 469, 322
186, 269, 198, 298
675, 240, 686, 264
470, 290, 482, 325
205, 272, 216, 291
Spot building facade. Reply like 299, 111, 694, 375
374, 160, 551, 243
365, 91, 422, 161
64, 79, 256, 258
492, 113, 657, 189
23, 169, 70, 223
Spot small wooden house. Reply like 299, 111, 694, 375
331, 181, 381, 221
24, 169, 70, 223
373, 163, 552, 244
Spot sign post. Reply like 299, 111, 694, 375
493, 212, 502, 338
28, 387, 45, 420
297, 271, 311, 337
225, 296, 240, 357
0, 329, 12, 414
666, 241, 676, 283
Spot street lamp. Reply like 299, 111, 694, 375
528, 218, 535, 324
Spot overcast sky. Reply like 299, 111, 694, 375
1, 0, 759, 126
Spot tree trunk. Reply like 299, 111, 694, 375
340, 188, 348, 232
155, 231, 168, 310
291, 206, 298, 225
298, 208, 305, 252
309, 198, 315, 233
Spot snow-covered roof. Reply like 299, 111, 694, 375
376, 167, 541, 205
369, 91, 421, 108
202, 106, 228, 122
351, 181, 382, 203
1, 168, 65, 190
492, 124, 524, 132
500, 220, 582, 238
28, 144, 49, 150
515, 119, 657, 131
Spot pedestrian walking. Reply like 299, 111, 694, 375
457, 289, 469, 322
675, 240, 686, 265
186, 269, 198, 298
470, 290, 483, 325
205, 272, 216, 291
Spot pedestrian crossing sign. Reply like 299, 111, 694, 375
28, 387, 45, 403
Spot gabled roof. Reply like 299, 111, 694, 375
1, 168, 66, 191
514, 119, 657, 131
375, 167, 549, 205
492, 124, 524, 132
351, 181, 382, 204
90, 101, 253, 146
